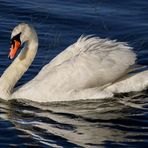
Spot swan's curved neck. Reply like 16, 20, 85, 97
0, 33, 38, 99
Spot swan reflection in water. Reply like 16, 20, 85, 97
0, 91, 147, 147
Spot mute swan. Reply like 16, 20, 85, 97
0, 23, 147, 102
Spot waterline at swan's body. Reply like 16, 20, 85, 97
0, 23, 147, 102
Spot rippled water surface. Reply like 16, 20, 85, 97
0, 0, 148, 147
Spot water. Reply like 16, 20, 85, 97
0, 0, 148, 147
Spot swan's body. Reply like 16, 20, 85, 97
0, 23, 147, 102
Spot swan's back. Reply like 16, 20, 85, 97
13, 36, 136, 101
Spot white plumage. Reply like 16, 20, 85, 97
0, 23, 147, 102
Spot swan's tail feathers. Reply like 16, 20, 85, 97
105, 70, 148, 94
111, 65, 148, 85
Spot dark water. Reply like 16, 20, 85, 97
0, 0, 148, 147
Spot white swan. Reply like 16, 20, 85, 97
0, 23, 147, 102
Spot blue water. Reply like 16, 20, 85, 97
0, 0, 148, 147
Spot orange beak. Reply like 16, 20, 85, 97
9, 40, 21, 60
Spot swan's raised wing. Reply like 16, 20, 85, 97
19, 36, 136, 90
37, 36, 136, 82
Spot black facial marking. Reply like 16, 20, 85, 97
11, 32, 21, 48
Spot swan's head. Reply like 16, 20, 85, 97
8, 23, 37, 59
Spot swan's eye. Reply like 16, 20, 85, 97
10, 40, 15, 48
10, 32, 21, 46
